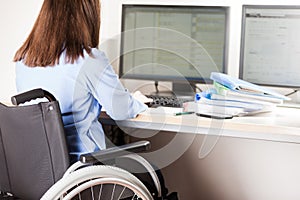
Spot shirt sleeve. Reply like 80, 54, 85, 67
80, 50, 147, 120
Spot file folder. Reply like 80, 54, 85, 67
210, 72, 290, 101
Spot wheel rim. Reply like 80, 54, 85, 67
63, 177, 149, 200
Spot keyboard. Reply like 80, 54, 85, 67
146, 95, 193, 108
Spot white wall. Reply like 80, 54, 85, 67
0, 0, 43, 101
1, 0, 300, 101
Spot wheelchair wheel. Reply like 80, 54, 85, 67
41, 165, 154, 200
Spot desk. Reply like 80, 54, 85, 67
100, 106, 300, 200
101, 106, 300, 144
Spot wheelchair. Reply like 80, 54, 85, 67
0, 89, 178, 200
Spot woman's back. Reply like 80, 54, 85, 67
16, 48, 147, 162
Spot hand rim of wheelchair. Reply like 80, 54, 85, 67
41, 165, 154, 200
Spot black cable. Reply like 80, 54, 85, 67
285, 89, 299, 97
194, 85, 203, 92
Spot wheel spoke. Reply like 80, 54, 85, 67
117, 186, 126, 200
110, 184, 116, 200
98, 184, 103, 200
91, 185, 94, 200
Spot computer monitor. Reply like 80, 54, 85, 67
240, 5, 300, 88
119, 5, 229, 96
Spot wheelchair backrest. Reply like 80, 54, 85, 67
0, 101, 69, 199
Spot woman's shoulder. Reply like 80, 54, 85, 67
84, 48, 110, 67
90, 48, 106, 59
81, 48, 113, 73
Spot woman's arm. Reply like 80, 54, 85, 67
81, 50, 147, 120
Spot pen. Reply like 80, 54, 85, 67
174, 111, 195, 116
196, 113, 233, 119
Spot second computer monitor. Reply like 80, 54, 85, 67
119, 5, 229, 94
240, 5, 300, 88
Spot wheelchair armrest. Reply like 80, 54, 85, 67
79, 140, 151, 164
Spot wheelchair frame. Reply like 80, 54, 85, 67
0, 89, 172, 200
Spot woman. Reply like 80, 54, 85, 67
13, 0, 147, 163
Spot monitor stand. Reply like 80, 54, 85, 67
151, 82, 195, 100
172, 82, 196, 99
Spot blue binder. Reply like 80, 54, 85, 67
210, 72, 290, 100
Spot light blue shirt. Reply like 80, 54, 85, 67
15, 48, 147, 162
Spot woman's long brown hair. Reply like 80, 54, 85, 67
14, 0, 101, 67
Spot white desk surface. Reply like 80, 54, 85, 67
111, 106, 300, 144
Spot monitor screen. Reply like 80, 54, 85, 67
240, 5, 300, 88
119, 5, 229, 86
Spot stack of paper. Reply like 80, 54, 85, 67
184, 73, 290, 118
184, 93, 276, 117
